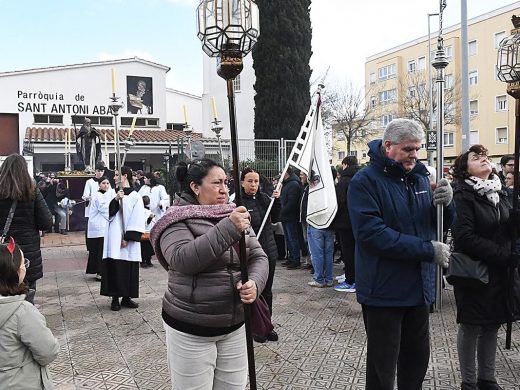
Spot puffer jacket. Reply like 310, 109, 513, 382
451, 180, 520, 325
348, 139, 455, 307
279, 173, 302, 222
0, 189, 53, 283
158, 194, 268, 330
0, 295, 59, 389
241, 190, 279, 262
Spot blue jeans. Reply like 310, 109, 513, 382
282, 222, 300, 266
307, 226, 334, 284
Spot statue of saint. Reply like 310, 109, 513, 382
76, 118, 102, 172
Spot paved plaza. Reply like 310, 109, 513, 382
36, 232, 520, 390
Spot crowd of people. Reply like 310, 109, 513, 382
1, 116, 520, 389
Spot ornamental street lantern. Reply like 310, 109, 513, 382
496, 14, 520, 350
497, 17, 520, 84
197, 0, 259, 58
196, 1, 260, 387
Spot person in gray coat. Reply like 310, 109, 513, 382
150, 159, 268, 390
0, 239, 59, 389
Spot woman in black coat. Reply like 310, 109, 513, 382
240, 167, 280, 343
0, 154, 53, 303
450, 145, 520, 390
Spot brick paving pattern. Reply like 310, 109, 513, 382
36, 233, 520, 389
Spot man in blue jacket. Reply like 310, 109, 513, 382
348, 119, 453, 389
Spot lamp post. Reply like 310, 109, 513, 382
197, 1, 260, 387
108, 95, 124, 190
496, 14, 520, 350
432, 0, 448, 312
211, 119, 225, 166
427, 12, 439, 167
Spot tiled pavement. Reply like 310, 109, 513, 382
37, 233, 520, 389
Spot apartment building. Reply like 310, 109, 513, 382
333, 2, 520, 167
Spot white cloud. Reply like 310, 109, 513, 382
96, 50, 156, 62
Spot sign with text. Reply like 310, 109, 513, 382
426, 131, 437, 151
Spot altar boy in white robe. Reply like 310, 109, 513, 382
100, 166, 146, 311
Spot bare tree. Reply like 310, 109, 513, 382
322, 82, 380, 154
398, 70, 462, 132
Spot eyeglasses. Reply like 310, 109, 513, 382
24, 258, 30, 268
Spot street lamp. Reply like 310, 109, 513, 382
211, 119, 225, 166
432, 0, 448, 312
496, 14, 520, 350
183, 123, 194, 159
427, 12, 439, 167
108, 95, 124, 190
197, 1, 260, 386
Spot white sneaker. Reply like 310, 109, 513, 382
335, 274, 346, 283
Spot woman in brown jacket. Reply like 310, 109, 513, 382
150, 159, 268, 390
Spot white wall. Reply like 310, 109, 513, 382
0, 59, 172, 152
165, 89, 203, 134
201, 54, 256, 140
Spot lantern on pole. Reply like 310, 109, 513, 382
496, 14, 520, 350
196, 1, 260, 387
432, 0, 449, 312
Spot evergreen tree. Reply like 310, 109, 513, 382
252, 0, 312, 140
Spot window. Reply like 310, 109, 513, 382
369, 72, 376, 84
408, 86, 416, 98
445, 46, 453, 59
71, 115, 113, 126
379, 89, 396, 104
496, 95, 507, 111
233, 75, 241, 92
370, 96, 377, 108
468, 40, 477, 56
378, 64, 396, 80
381, 114, 394, 126
443, 132, 454, 147
408, 60, 416, 73
496, 127, 508, 144
444, 74, 454, 90
121, 117, 159, 127
470, 130, 479, 145
166, 122, 185, 130
470, 100, 479, 116
494, 31, 506, 49
338, 151, 345, 160
417, 56, 426, 70
348, 150, 357, 157
33, 114, 63, 124
469, 70, 478, 86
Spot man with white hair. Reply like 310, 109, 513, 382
348, 119, 455, 389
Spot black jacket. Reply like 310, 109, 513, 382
451, 180, 520, 325
0, 189, 53, 283
279, 173, 302, 223
332, 165, 361, 230
241, 190, 279, 262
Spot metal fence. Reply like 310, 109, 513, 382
168, 137, 297, 181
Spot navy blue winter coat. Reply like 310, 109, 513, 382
348, 140, 455, 307
279, 173, 302, 223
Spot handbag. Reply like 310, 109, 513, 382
250, 295, 274, 337
230, 242, 274, 336
1, 200, 17, 244
445, 252, 489, 288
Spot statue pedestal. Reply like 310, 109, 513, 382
56, 172, 94, 232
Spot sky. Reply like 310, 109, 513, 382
0, 0, 517, 95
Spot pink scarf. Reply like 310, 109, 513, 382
150, 202, 236, 266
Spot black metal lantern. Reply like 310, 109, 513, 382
196, 1, 260, 387
496, 15, 520, 351
497, 30, 520, 83
197, 0, 259, 58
